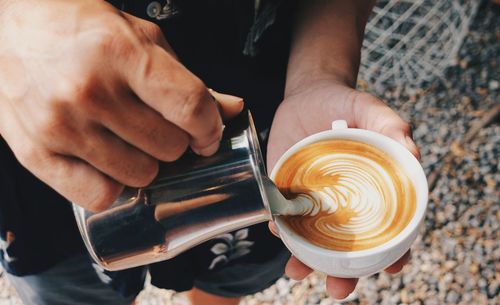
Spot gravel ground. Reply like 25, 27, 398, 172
1, 2, 498, 305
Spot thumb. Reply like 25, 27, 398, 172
209, 89, 245, 120
354, 93, 421, 160
379, 121, 421, 160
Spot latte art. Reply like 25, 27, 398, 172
275, 140, 416, 251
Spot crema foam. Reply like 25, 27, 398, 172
275, 140, 416, 251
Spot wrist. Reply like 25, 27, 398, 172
285, 0, 374, 98
286, 68, 358, 96
285, 69, 357, 98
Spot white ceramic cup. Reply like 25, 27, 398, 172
270, 120, 428, 278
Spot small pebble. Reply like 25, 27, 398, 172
488, 80, 499, 90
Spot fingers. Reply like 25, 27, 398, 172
286, 253, 358, 300
123, 45, 223, 156
71, 126, 159, 188
99, 93, 190, 162
326, 277, 358, 300
0, 109, 123, 211
39, 153, 125, 212
118, 15, 240, 157
208, 89, 244, 121
325, 250, 410, 299
285, 256, 313, 280
4, 135, 124, 211
268, 221, 307, 280
380, 121, 420, 160
385, 250, 411, 274
353, 92, 421, 160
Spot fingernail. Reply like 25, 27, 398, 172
335, 291, 357, 302
223, 94, 244, 104
405, 135, 421, 160
405, 135, 414, 146
209, 89, 244, 104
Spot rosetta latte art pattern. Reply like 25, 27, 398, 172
275, 140, 416, 251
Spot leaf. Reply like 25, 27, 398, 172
214, 233, 234, 244
3, 253, 16, 263
208, 255, 228, 270
229, 248, 251, 260
210, 243, 229, 255
235, 228, 249, 240
235, 240, 254, 249
92, 263, 112, 284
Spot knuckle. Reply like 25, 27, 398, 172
353, 91, 384, 108
177, 82, 209, 126
161, 138, 189, 162
192, 124, 221, 151
358, 92, 380, 104
51, 79, 75, 101
90, 22, 136, 60
144, 22, 164, 42
79, 134, 99, 161
91, 29, 120, 56
74, 78, 99, 102
130, 158, 159, 187
357, 92, 371, 99
36, 110, 69, 139
88, 180, 124, 211
52, 76, 99, 104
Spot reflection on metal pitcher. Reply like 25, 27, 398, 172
74, 111, 279, 271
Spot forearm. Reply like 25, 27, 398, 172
286, 0, 376, 95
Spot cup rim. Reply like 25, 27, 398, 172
270, 127, 428, 258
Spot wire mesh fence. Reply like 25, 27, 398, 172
359, 0, 480, 93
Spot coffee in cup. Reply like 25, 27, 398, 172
273, 139, 416, 251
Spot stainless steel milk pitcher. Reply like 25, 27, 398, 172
73, 110, 276, 271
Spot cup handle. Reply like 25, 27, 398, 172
331, 120, 348, 131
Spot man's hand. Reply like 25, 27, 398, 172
0, 0, 243, 211
267, 80, 419, 299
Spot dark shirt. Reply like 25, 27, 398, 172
0, 0, 293, 276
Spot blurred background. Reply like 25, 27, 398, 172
1, 0, 498, 304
